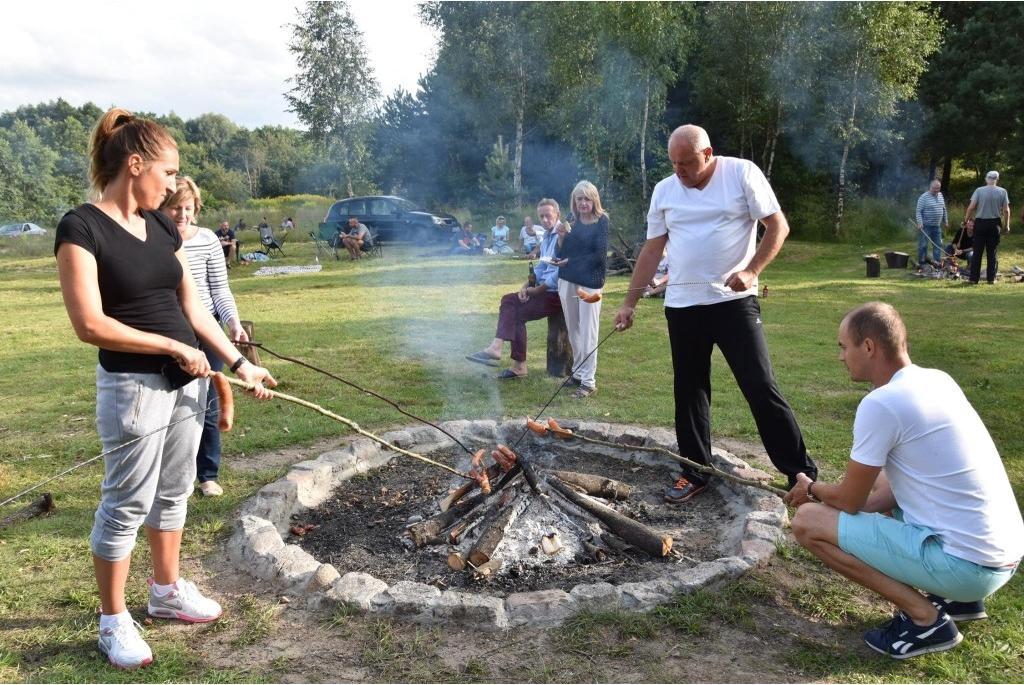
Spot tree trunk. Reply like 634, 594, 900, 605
835, 50, 861, 238
641, 76, 651, 202
513, 64, 525, 194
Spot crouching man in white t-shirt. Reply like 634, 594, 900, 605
784, 302, 1023, 660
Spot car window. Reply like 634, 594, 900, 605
326, 201, 349, 222
368, 199, 392, 216
394, 198, 418, 213
347, 200, 366, 216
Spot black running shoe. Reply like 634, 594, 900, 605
863, 610, 962, 659
926, 593, 988, 622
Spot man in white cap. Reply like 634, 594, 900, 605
963, 170, 1010, 284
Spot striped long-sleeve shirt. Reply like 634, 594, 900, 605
182, 226, 240, 324
916, 191, 948, 227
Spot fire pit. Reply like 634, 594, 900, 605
228, 420, 787, 629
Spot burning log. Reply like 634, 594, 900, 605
406, 490, 486, 547
407, 465, 523, 547
540, 469, 631, 500
447, 551, 467, 571
546, 477, 672, 558
468, 492, 529, 567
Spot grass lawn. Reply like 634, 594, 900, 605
1, 230, 1022, 682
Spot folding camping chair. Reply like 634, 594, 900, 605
360, 231, 383, 259
259, 224, 286, 258
312, 222, 341, 261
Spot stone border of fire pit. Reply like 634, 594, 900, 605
227, 420, 788, 630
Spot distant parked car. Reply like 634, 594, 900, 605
323, 196, 459, 243
0, 222, 47, 237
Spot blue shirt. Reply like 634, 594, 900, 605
532, 226, 560, 290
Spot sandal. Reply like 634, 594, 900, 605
495, 368, 527, 380
570, 385, 596, 399
562, 376, 582, 388
466, 350, 501, 367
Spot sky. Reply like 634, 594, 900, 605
0, 1, 439, 129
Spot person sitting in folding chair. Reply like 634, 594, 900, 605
341, 216, 373, 260
258, 224, 285, 258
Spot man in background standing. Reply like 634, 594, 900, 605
963, 170, 1010, 284
915, 179, 948, 268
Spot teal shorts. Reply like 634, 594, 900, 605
838, 509, 1018, 602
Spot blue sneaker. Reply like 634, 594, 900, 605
664, 476, 707, 504
864, 610, 962, 659
926, 593, 988, 622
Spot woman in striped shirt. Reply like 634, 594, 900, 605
160, 176, 247, 497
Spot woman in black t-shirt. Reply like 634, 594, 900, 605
54, 107, 276, 670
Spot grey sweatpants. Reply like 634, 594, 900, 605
90, 367, 205, 561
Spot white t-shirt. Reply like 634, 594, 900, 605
851, 365, 1024, 566
647, 156, 780, 308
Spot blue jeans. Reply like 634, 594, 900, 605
664, 297, 817, 487
918, 224, 942, 263
196, 345, 224, 483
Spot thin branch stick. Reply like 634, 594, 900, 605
550, 430, 788, 498
224, 377, 470, 479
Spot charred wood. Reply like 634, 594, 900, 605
541, 469, 631, 500
0, 492, 55, 529
547, 478, 672, 557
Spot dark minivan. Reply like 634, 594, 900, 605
323, 196, 459, 243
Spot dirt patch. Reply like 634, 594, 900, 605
193, 542, 862, 683
187, 437, 861, 682
291, 443, 742, 595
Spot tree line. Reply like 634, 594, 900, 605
2, 2, 1019, 238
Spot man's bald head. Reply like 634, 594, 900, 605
669, 125, 711, 153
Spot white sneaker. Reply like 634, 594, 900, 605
199, 481, 223, 497
147, 578, 223, 623
98, 617, 153, 669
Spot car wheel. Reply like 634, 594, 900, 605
413, 226, 432, 244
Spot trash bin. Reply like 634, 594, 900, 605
885, 251, 909, 269
864, 254, 880, 278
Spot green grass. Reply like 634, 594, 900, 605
1, 231, 1023, 682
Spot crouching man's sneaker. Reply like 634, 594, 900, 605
98, 615, 153, 669
664, 476, 707, 504
926, 593, 988, 622
864, 610, 962, 659
148, 578, 223, 623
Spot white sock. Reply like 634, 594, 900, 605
99, 610, 131, 631
150, 578, 181, 595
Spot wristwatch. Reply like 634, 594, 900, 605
807, 481, 819, 502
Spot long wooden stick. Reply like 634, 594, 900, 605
224, 377, 470, 479
548, 430, 788, 498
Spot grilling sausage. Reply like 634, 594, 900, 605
210, 372, 234, 432
577, 288, 602, 303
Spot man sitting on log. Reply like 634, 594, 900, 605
784, 302, 1023, 659
465, 198, 564, 380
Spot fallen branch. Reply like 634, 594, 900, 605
0, 492, 55, 529
545, 428, 787, 498
224, 377, 470, 480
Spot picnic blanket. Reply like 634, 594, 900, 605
252, 264, 323, 277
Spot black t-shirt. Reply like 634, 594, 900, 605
55, 204, 199, 373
